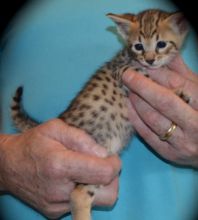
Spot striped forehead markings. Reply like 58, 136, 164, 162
138, 13, 161, 39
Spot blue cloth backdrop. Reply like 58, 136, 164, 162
0, 0, 198, 219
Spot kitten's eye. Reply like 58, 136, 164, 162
134, 43, 144, 51
157, 41, 167, 49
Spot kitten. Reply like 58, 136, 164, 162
11, 9, 188, 220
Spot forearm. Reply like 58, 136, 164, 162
0, 133, 17, 192
0, 133, 10, 191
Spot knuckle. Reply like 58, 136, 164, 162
183, 145, 198, 158
102, 165, 115, 185
178, 129, 198, 160
42, 207, 63, 220
40, 201, 69, 219
158, 93, 173, 110
46, 118, 62, 127
106, 191, 118, 206
166, 153, 179, 164
173, 142, 198, 165
168, 74, 185, 89
43, 155, 64, 179
41, 118, 65, 133
188, 114, 198, 132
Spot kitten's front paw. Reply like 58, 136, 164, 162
175, 90, 191, 104
134, 68, 149, 77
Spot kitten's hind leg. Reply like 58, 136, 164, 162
70, 184, 97, 220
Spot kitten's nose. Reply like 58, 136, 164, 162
146, 59, 155, 65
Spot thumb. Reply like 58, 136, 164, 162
122, 69, 138, 91
42, 119, 108, 158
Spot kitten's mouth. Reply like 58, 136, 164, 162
135, 60, 162, 70
140, 63, 160, 69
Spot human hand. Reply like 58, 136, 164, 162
0, 119, 121, 219
122, 55, 198, 167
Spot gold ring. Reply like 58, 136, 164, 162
160, 122, 177, 141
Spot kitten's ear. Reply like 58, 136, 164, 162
166, 12, 189, 37
107, 13, 136, 40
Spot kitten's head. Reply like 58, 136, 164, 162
107, 9, 189, 69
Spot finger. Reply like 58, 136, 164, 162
61, 122, 108, 157
42, 119, 108, 158
127, 97, 180, 162
60, 151, 121, 185
122, 70, 197, 127
147, 67, 186, 89
147, 68, 198, 110
40, 202, 70, 219
94, 177, 119, 207
130, 93, 184, 145
46, 180, 75, 203
168, 55, 198, 83
129, 93, 198, 166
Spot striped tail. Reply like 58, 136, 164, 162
11, 86, 39, 132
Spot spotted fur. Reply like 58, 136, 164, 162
11, 9, 188, 220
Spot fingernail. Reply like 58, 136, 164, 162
122, 69, 135, 83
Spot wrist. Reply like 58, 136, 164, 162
0, 134, 15, 192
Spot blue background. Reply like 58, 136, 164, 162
0, 0, 198, 219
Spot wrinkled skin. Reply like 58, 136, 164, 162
0, 119, 121, 219
123, 55, 198, 167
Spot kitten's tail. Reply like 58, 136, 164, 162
11, 86, 39, 132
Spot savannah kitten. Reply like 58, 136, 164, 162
11, 9, 188, 220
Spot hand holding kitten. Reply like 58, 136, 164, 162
0, 119, 120, 219
123, 55, 198, 167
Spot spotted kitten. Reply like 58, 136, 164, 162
11, 9, 188, 220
